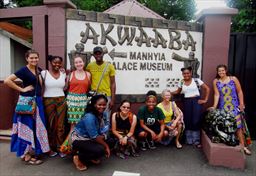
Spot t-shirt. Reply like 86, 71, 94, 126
86, 61, 115, 96
178, 78, 203, 98
41, 70, 66, 97
157, 102, 177, 123
14, 66, 42, 97
137, 106, 165, 126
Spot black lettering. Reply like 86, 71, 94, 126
80, 23, 99, 44
168, 29, 182, 50
135, 27, 151, 47
130, 52, 136, 60
160, 53, 166, 61
182, 31, 196, 51
100, 24, 117, 46
140, 62, 146, 70
152, 28, 167, 48
117, 26, 136, 46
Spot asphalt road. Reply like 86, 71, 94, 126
0, 141, 255, 176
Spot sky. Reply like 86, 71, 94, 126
195, 0, 227, 12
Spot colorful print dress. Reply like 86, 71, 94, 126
216, 79, 242, 129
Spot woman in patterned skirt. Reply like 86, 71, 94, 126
4, 50, 50, 165
212, 64, 251, 155
60, 56, 91, 154
41, 55, 67, 157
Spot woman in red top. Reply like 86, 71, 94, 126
60, 56, 91, 154
66, 56, 91, 124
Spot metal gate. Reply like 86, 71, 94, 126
229, 33, 256, 139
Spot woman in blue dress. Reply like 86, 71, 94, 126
4, 50, 50, 164
212, 64, 251, 155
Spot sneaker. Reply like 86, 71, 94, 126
140, 141, 147, 151
147, 140, 156, 150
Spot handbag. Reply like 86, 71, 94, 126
15, 95, 36, 115
15, 70, 38, 115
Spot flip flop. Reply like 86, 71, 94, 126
176, 142, 183, 149
243, 147, 252, 155
73, 155, 87, 171
26, 158, 43, 165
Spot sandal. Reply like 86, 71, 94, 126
176, 142, 183, 149
21, 153, 31, 162
243, 147, 252, 155
26, 158, 43, 165
73, 155, 87, 171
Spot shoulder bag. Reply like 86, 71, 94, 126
15, 71, 38, 115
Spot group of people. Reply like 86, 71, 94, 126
4, 46, 251, 171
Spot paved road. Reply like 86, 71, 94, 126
0, 141, 255, 176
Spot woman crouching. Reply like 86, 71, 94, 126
71, 95, 110, 171
112, 100, 139, 159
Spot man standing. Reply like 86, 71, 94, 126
86, 46, 116, 123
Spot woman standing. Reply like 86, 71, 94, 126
111, 100, 139, 159
41, 55, 66, 157
4, 50, 50, 165
60, 56, 91, 154
71, 95, 111, 171
212, 64, 251, 155
172, 67, 210, 147
157, 89, 183, 148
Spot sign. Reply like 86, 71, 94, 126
67, 20, 203, 94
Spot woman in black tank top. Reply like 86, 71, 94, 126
111, 100, 139, 158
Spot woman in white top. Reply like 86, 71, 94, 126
41, 55, 67, 157
172, 67, 209, 147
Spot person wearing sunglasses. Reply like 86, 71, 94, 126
111, 100, 139, 159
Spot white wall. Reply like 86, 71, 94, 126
0, 33, 11, 80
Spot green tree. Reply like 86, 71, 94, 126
71, 0, 121, 12
11, 0, 196, 21
15, 0, 42, 7
72, 0, 196, 21
227, 0, 256, 32
138, 0, 196, 21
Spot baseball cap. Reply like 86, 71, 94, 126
93, 46, 103, 54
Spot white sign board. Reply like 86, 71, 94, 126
67, 20, 203, 94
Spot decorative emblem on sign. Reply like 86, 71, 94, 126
166, 78, 181, 88
145, 78, 160, 88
